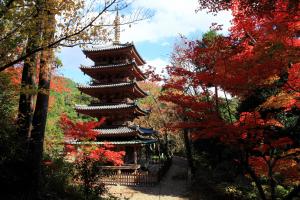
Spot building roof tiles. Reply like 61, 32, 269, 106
95, 127, 136, 134
75, 103, 134, 110
67, 139, 157, 145
80, 63, 130, 69
94, 126, 156, 135
82, 44, 131, 52
77, 82, 131, 89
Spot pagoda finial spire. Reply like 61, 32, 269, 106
113, 5, 120, 45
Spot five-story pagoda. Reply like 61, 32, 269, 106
74, 11, 156, 170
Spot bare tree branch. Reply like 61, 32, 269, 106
0, 0, 117, 71
0, 0, 152, 71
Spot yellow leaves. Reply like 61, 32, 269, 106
249, 156, 300, 185
265, 119, 284, 127
274, 159, 300, 185
259, 91, 297, 110
283, 148, 300, 159
260, 75, 280, 85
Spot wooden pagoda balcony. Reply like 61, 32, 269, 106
99, 164, 141, 171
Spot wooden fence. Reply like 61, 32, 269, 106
101, 172, 158, 186
101, 158, 173, 186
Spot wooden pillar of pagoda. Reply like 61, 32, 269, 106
133, 146, 138, 165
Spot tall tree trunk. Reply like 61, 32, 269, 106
17, 42, 38, 143
214, 86, 219, 113
17, 0, 43, 147
28, 47, 53, 198
246, 164, 267, 200
242, 153, 267, 200
27, 1, 55, 197
269, 165, 276, 200
16, 3, 42, 196
183, 126, 195, 174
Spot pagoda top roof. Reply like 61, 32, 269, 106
82, 43, 129, 52
80, 62, 130, 69
82, 43, 146, 65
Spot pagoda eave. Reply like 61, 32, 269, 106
96, 132, 138, 138
80, 62, 146, 81
75, 110, 146, 119
94, 127, 138, 138
83, 44, 146, 66
77, 82, 147, 99
93, 126, 156, 139
131, 44, 146, 65
67, 139, 157, 146
75, 104, 148, 119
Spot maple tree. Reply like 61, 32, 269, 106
60, 114, 125, 166
59, 114, 125, 197
159, 1, 300, 199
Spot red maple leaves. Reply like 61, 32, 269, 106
159, 0, 300, 197
59, 115, 125, 166
60, 114, 104, 141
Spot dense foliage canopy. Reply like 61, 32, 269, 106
156, 1, 300, 199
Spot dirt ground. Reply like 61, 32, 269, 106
107, 156, 190, 200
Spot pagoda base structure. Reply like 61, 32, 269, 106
68, 125, 157, 172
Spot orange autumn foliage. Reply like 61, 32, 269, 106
5, 66, 70, 109
159, 1, 300, 196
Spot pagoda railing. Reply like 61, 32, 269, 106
101, 172, 158, 186
100, 158, 172, 186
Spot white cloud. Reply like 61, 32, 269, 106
142, 58, 169, 75
121, 0, 232, 43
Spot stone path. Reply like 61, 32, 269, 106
107, 156, 190, 200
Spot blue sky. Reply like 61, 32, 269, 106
58, 0, 232, 84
